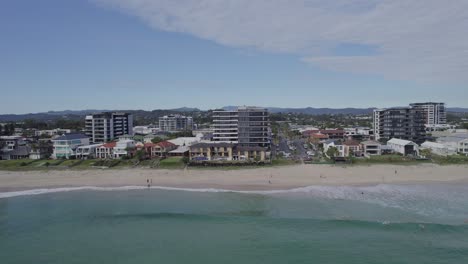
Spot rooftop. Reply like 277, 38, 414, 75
53, 133, 88, 141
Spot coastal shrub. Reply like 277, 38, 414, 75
69, 160, 84, 167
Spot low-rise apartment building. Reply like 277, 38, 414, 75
189, 143, 268, 162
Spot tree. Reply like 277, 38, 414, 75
326, 146, 339, 158
420, 148, 433, 158
135, 149, 146, 161
462, 123, 468, 129
151, 137, 164, 144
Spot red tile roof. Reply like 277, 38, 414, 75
144, 142, 156, 148
100, 142, 116, 148
343, 140, 360, 146
155, 141, 176, 148
311, 133, 329, 139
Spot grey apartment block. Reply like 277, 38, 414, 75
373, 107, 426, 144
213, 106, 270, 148
85, 112, 134, 143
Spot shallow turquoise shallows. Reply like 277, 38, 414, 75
1, 183, 468, 264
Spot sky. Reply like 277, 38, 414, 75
1, 0, 468, 114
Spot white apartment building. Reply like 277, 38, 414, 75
159, 115, 193, 132
410, 102, 447, 126
85, 112, 133, 143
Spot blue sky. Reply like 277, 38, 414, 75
1, 0, 467, 114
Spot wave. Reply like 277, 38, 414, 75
0, 185, 341, 199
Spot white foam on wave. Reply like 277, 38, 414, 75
0, 185, 304, 199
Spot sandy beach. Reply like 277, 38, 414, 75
1, 164, 468, 192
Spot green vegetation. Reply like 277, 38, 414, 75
351, 155, 429, 165
431, 154, 468, 165
270, 158, 299, 166
158, 157, 186, 169
326, 146, 339, 158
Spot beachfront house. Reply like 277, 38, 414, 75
95, 142, 116, 159
29, 139, 53, 160
436, 135, 468, 156
189, 143, 267, 162
361, 140, 382, 157
150, 141, 177, 158
323, 140, 346, 157
343, 139, 362, 157
190, 143, 234, 161
113, 139, 136, 159
76, 144, 102, 159
52, 134, 90, 159
234, 146, 268, 161
421, 141, 457, 156
386, 138, 419, 156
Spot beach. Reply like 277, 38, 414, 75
1, 164, 468, 192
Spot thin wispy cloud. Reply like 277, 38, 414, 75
92, 0, 468, 82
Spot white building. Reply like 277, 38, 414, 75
76, 144, 102, 159
95, 142, 115, 159
133, 126, 159, 135
410, 102, 446, 126
168, 134, 204, 147
113, 139, 136, 159
322, 140, 346, 157
85, 112, 134, 143
35, 128, 71, 137
421, 141, 457, 156
52, 134, 90, 159
361, 140, 382, 156
159, 115, 193, 132
387, 138, 419, 156
436, 135, 468, 156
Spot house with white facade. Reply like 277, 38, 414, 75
361, 140, 382, 156
95, 142, 116, 159
386, 138, 419, 156
421, 141, 457, 156
436, 135, 468, 156
113, 139, 136, 159
323, 140, 346, 157
76, 144, 102, 159
52, 134, 90, 159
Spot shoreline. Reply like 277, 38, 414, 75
1, 164, 468, 193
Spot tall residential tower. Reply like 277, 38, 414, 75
213, 106, 270, 147
85, 112, 133, 143
373, 107, 426, 144
409, 102, 446, 126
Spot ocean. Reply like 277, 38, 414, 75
1, 183, 468, 263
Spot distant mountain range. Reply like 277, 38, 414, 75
1, 107, 467, 122
221, 106, 374, 114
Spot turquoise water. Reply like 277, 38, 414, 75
1, 184, 468, 263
